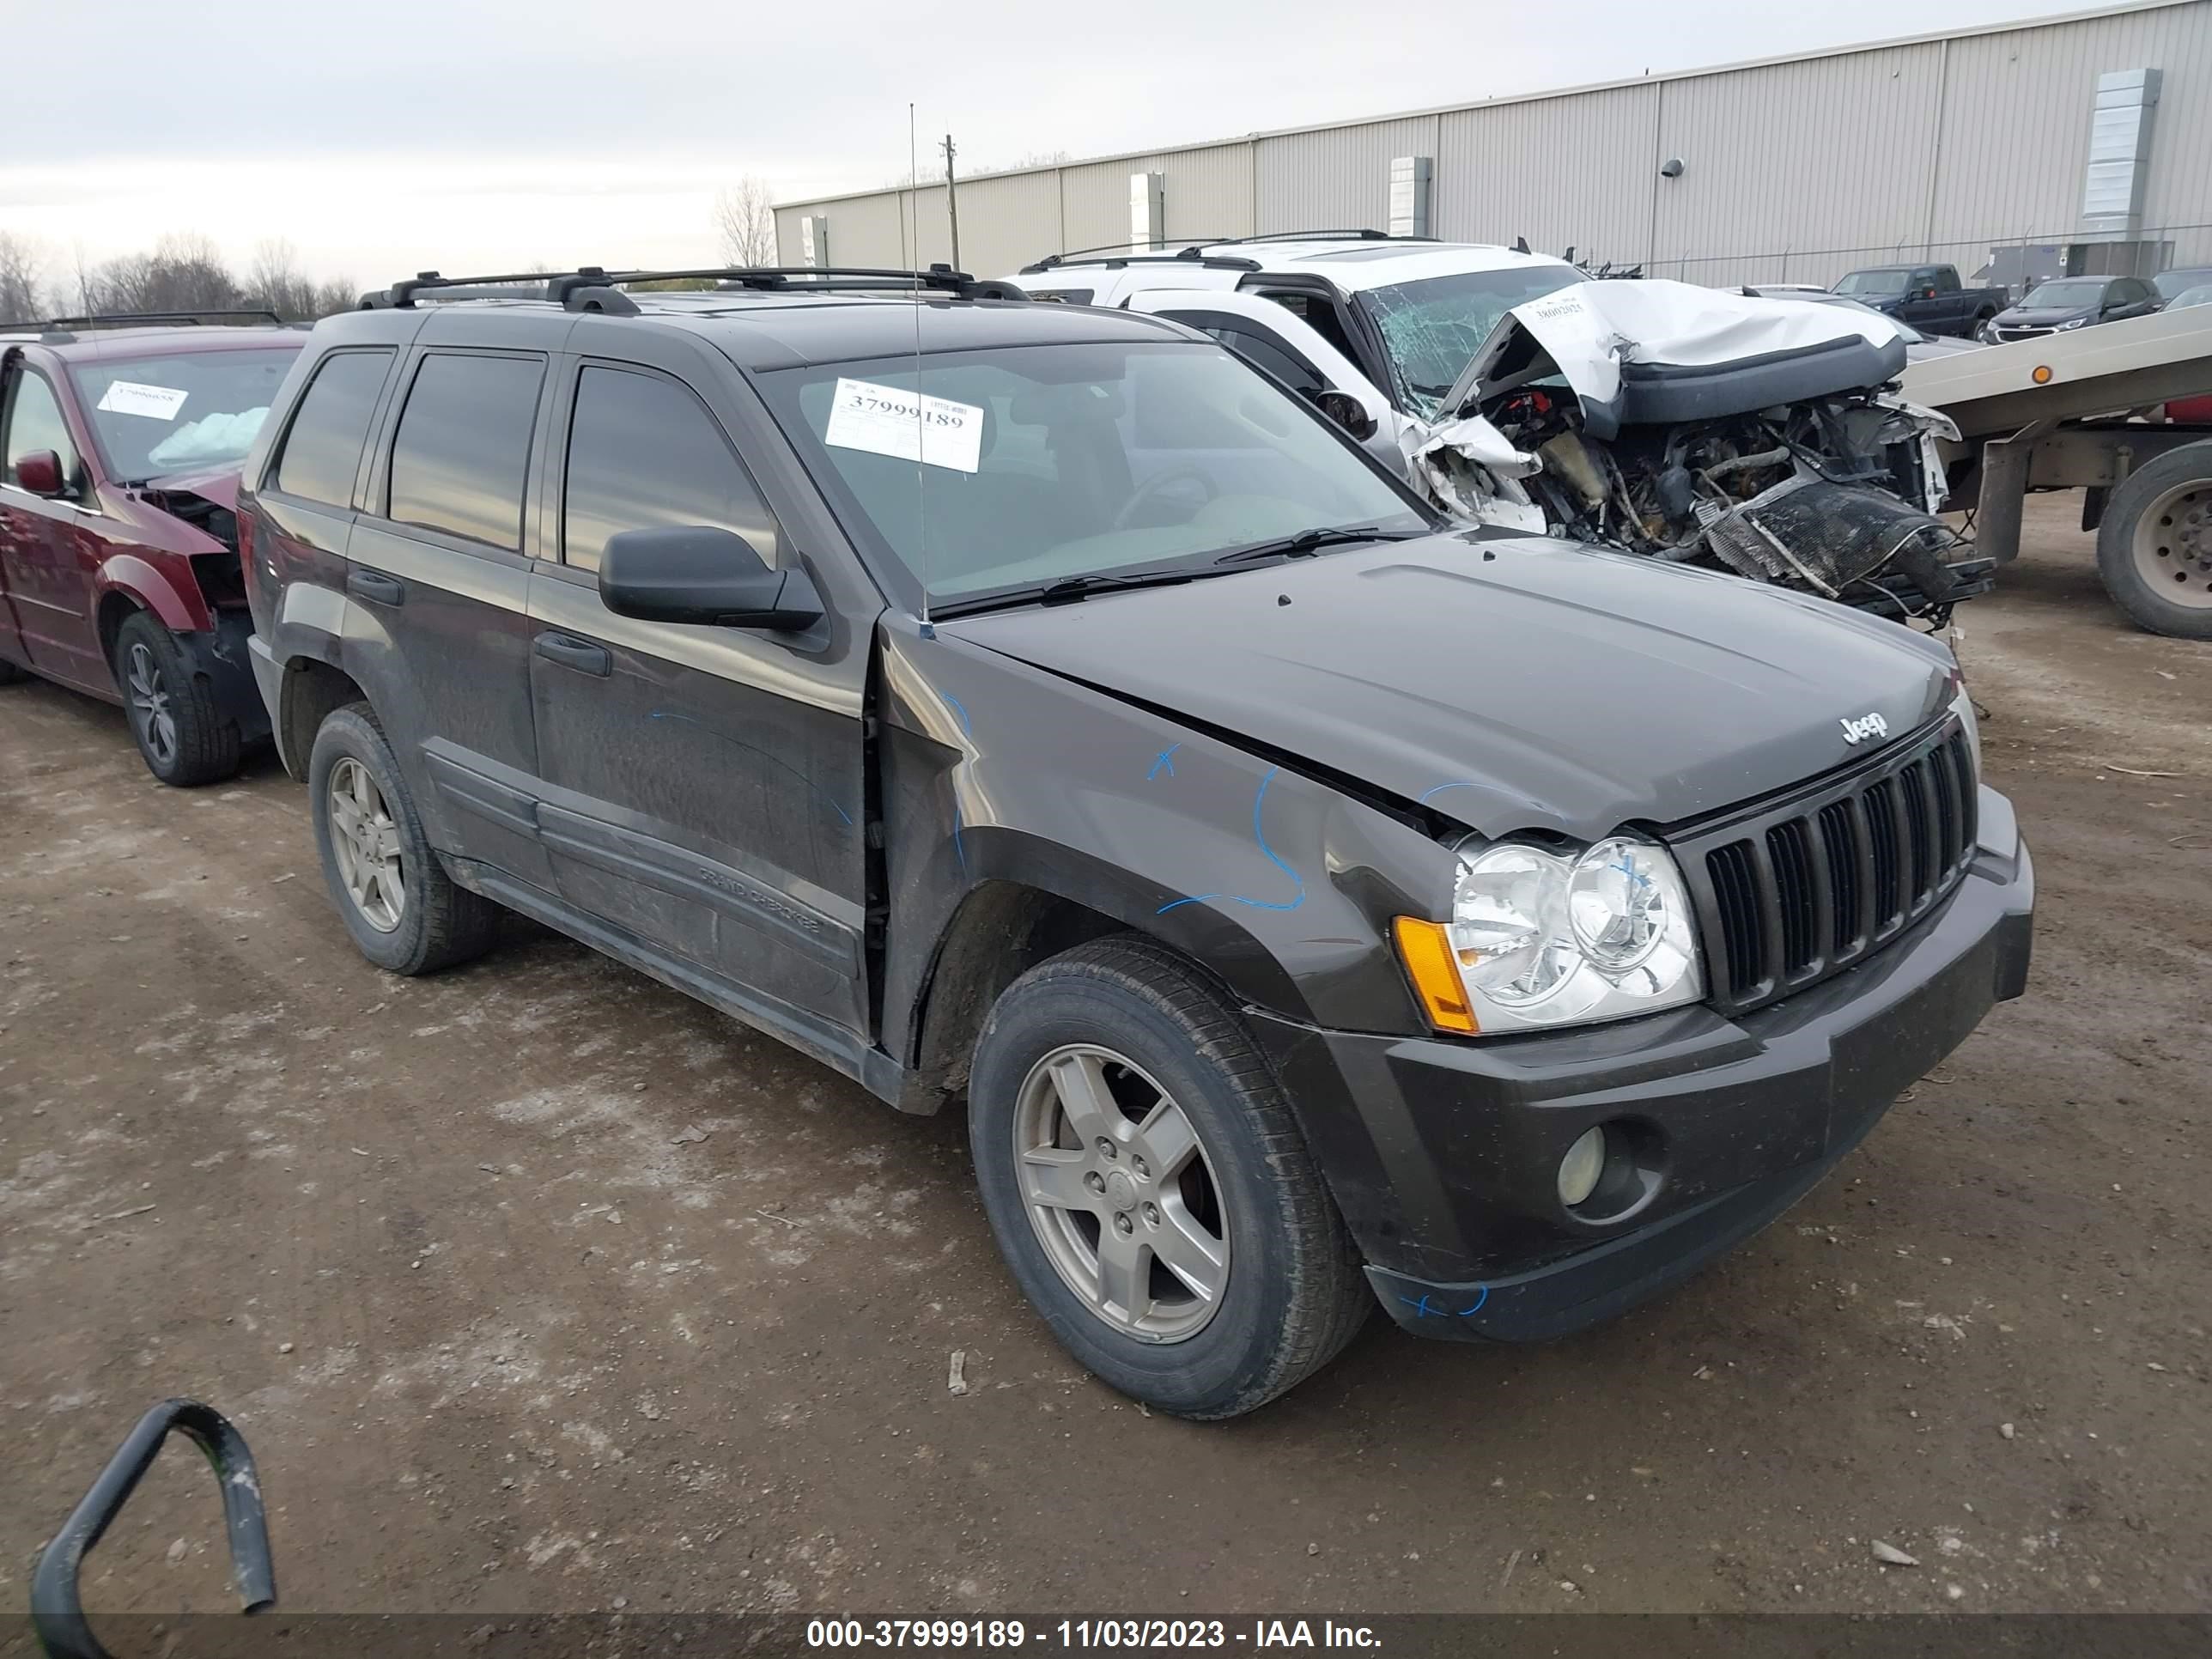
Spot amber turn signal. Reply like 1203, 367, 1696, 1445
1393, 916, 1478, 1035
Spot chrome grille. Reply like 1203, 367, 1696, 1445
1669, 718, 1978, 1017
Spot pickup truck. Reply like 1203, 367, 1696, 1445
1831, 264, 2007, 339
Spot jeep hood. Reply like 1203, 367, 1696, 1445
1439, 278, 1911, 440
945, 534, 1954, 841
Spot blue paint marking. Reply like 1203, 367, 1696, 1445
1612, 853, 1650, 889
647, 710, 853, 826
952, 802, 968, 878
1147, 744, 1180, 781
1419, 781, 1477, 805
1156, 766, 1305, 915
943, 693, 972, 738
1399, 1286, 1489, 1319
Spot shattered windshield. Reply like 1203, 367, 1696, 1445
1357, 265, 1588, 419
68, 349, 300, 483
1832, 270, 1911, 297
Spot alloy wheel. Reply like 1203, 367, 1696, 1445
125, 643, 178, 769
326, 757, 406, 933
1012, 1043, 1231, 1343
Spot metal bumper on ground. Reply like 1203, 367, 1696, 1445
1250, 792, 2033, 1344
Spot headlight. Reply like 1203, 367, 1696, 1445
2057, 317, 2088, 330
1423, 836, 1702, 1032
1948, 671, 1980, 768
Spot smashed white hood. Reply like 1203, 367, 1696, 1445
1439, 278, 1908, 434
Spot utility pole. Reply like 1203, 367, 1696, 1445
942, 133, 961, 270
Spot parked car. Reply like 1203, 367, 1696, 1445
1829, 264, 2007, 338
1987, 275, 2163, 342
1740, 286, 1984, 362
1, 312, 303, 782
240, 264, 2033, 1419
1018, 234, 1984, 624
2151, 266, 2212, 306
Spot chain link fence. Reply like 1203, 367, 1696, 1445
1640, 222, 2212, 297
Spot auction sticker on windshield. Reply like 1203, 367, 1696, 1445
823, 377, 983, 474
95, 381, 190, 421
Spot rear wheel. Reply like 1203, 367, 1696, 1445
111, 609, 240, 786
2096, 441, 2212, 639
307, 702, 500, 975
968, 935, 1370, 1419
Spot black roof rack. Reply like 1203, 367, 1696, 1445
361, 263, 1028, 312
3, 309, 286, 338
1021, 228, 1443, 274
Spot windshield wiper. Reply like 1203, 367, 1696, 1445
933, 566, 1234, 619
1212, 525, 1427, 566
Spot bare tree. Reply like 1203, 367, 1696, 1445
0, 231, 43, 322
713, 176, 778, 267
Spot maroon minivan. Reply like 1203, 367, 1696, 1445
0, 313, 304, 783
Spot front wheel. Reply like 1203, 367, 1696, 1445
111, 610, 240, 786
2095, 441, 2212, 639
968, 936, 1370, 1419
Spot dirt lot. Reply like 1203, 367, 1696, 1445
3, 494, 2208, 1623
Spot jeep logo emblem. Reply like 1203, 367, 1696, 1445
1839, 712, 1889, 745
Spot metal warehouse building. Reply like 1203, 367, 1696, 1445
773, 0, 2212, 294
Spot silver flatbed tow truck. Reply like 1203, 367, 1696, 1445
1899, 304, 2212, 638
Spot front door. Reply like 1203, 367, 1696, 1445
0, 358, 104, 689
526, 355, 872, 1041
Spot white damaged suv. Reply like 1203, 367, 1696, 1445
1015, 232, 1985, 626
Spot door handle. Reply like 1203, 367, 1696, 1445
533, 631, 611, 677
347, 569, 404, 606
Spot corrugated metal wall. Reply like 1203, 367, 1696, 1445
775, 0, 2212, 283
1434, 84, 1658, 260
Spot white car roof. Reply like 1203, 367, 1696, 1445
1018, 238, 1577, 295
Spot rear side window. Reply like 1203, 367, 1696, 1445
561, 365, 781, 573
272, 349, 392, 508
386, 352, 544, 550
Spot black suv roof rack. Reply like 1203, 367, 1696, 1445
1021, 228, 1441, 274
361, 264, 1027, 312
3, 309, 286, 338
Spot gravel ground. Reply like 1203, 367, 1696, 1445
2, 493, 2207, 1621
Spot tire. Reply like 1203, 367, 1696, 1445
0, 655, 26, 684
969, 934, 1371, 1419
2094, 441, 2212, 640
111, 609, 241, 786
307, 702, 500, 975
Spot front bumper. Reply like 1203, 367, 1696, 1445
1249, 788, 2033, 1343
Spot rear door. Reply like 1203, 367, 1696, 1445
345, 320, 563, 890
0, 355, 106, 689
524, 332, 873, 1042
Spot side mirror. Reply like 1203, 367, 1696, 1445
14, 450, 65, 497
599, 526, 823, 632
1310, 389, 1377, 442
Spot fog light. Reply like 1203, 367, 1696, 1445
1558, 1127, 1607, 1208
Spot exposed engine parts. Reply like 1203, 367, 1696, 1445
1480, 386, 1990, 627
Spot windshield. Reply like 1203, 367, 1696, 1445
760, 340, 1431, 610
68, 348, 299, 482
2170, 285, 2212, 310
1832, 270, 1909, 297
1356, 264, 1588, 417
2154, 269, 2212, 301
2023, 279, 2108, 308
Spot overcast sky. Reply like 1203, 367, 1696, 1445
8, 0, 2096, 289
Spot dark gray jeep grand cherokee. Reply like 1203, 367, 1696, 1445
238, 264, 2033, 1419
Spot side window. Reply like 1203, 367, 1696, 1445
386, 352, 544, 550
1031, 289, 1094, 306
270, 349, 392, 508
1252, 289, 1359, 362
1934, 268, 1960, 293
561, 365, 781, 574
1165, 313, 1327, 397
3, 368, 79, 487
2112, 277, 2148, 304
